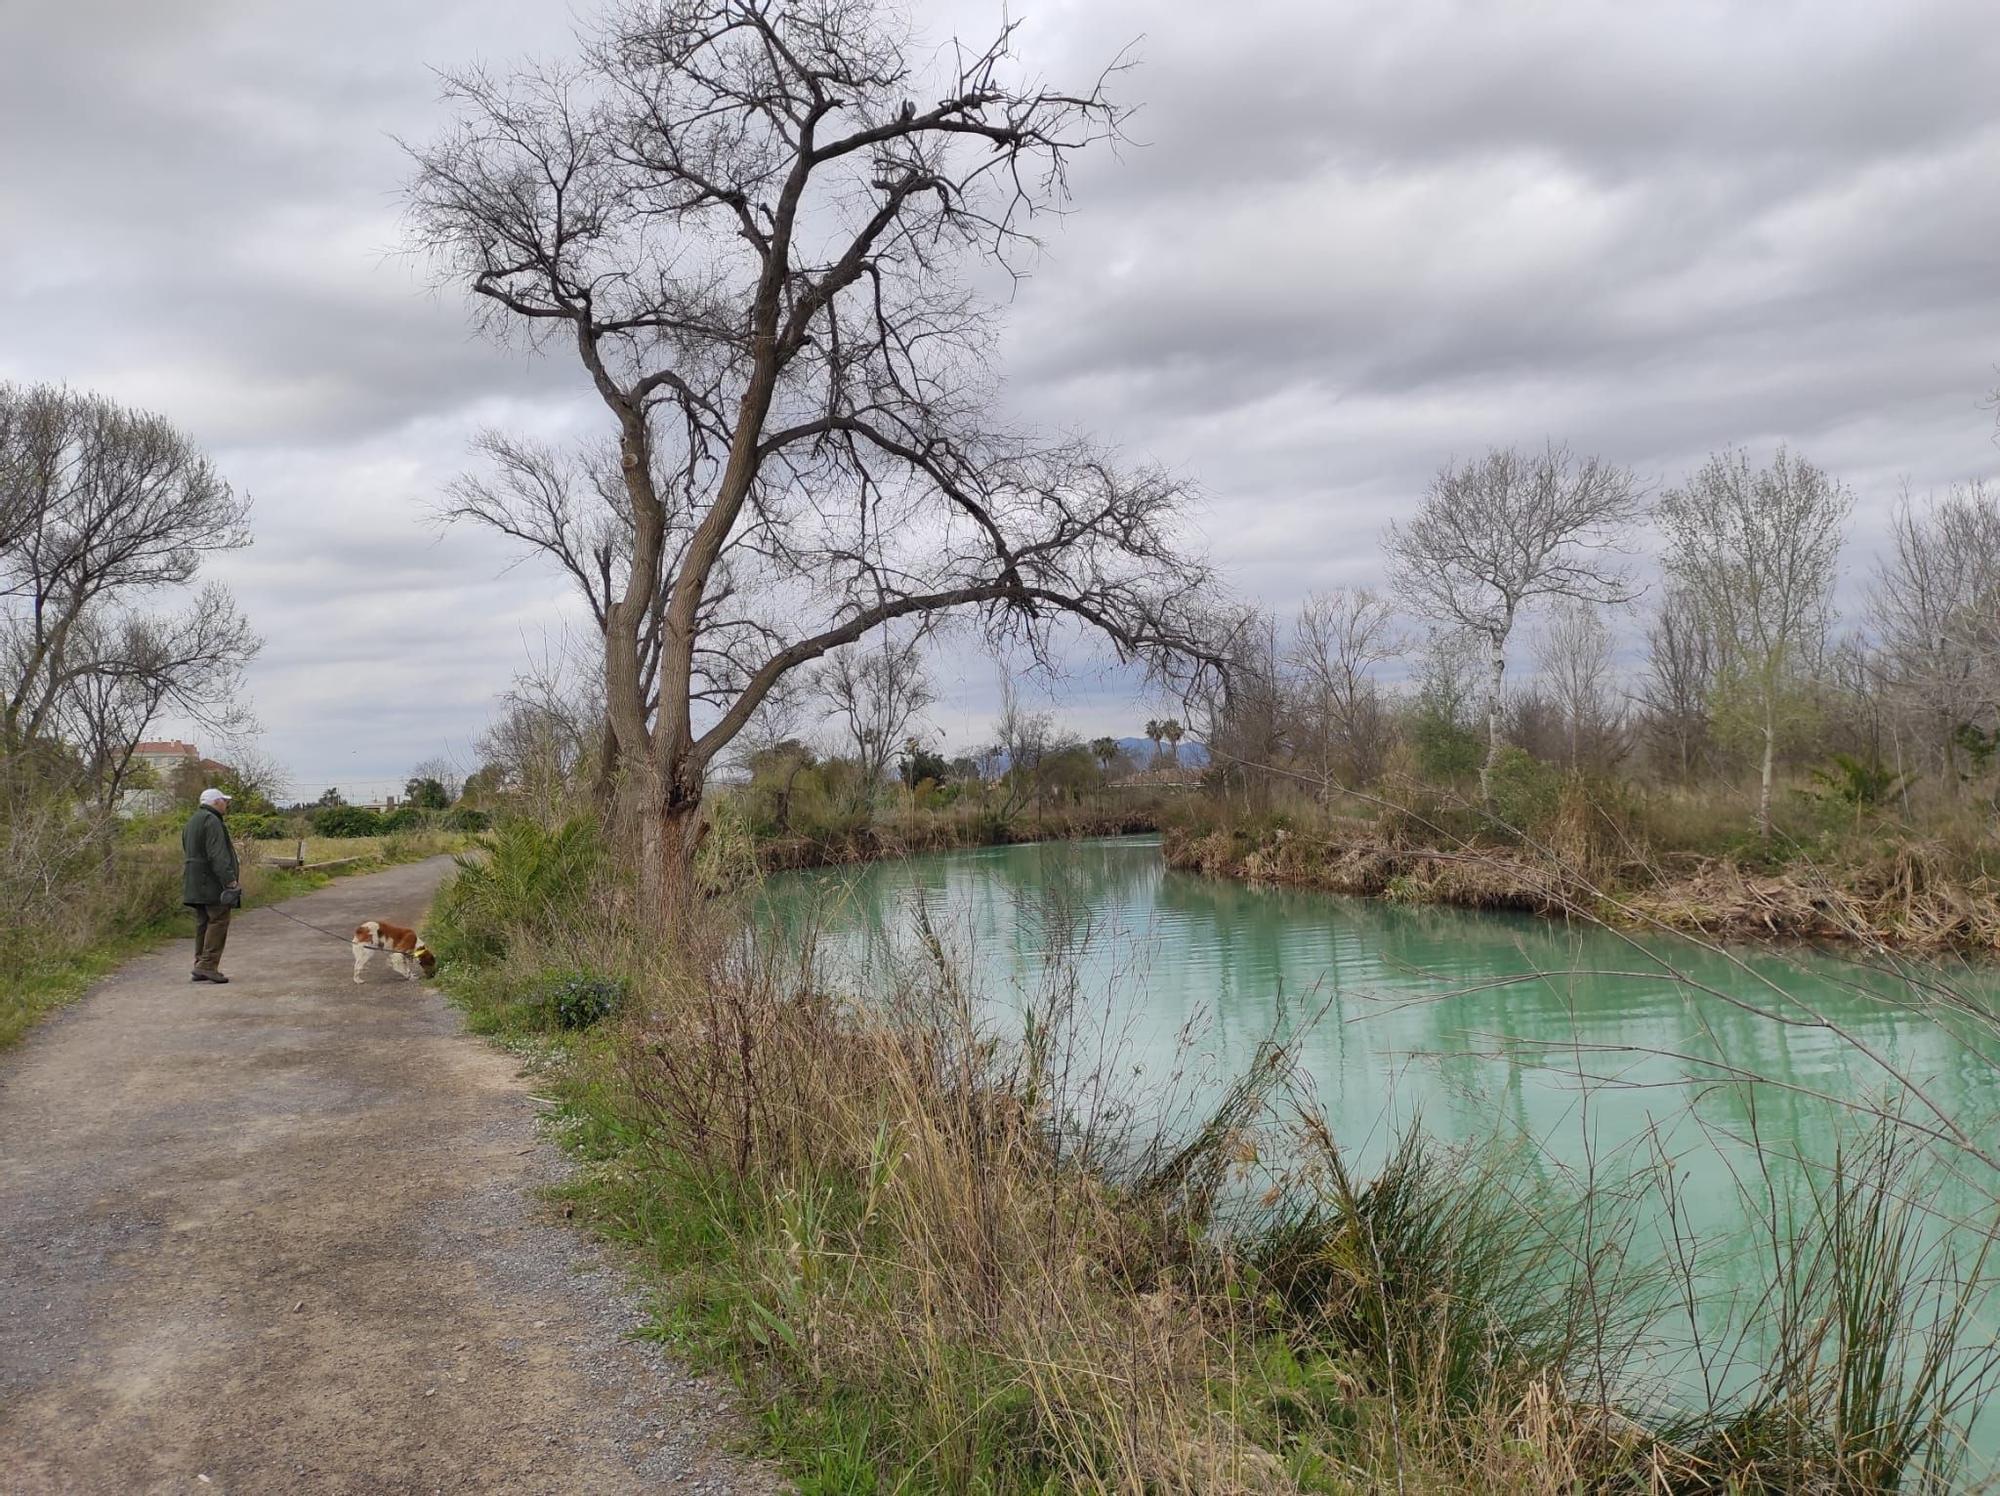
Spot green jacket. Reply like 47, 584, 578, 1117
181, 806, 239, 907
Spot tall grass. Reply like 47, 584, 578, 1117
431, 818, 2000, 1493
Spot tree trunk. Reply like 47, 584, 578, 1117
1480, 626, 1507, 802
1757, 715, 1776, 839
652, 796, 708, 936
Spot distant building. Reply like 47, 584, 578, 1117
118, 740, 235, 816
132, 739, 198, 777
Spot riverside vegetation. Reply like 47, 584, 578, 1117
430, 808, 2000, 1493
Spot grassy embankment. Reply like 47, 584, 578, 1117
1164, 763, 2000, 952
429, 813, 2000, 1493
0, 822, 471, 1052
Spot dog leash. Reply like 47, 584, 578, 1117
261, 902, 371, 947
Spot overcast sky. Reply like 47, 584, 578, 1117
5, 0, 1996, 800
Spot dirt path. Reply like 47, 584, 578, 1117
0, 857, 780, 1495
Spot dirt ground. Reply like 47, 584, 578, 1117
0, 856, 781, 1494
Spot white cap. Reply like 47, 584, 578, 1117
199, 787, 233, 806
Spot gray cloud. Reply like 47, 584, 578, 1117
4, 0, 1996, 784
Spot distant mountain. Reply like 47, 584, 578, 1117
1112, 735, 1209, 769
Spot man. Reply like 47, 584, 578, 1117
181, 786, 240, 983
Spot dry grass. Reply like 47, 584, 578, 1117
1162, 778, 2000, 953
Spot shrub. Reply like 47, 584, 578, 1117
427, 815, 604, 964
310, 805, 384, 837
536, 971, 624, 1030
1486, 747, 1563, 836
443, 807, 491, 833
380, 806, 429, 833
230, 811, 293, 840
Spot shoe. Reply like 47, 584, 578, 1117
206, 972, 230, 985
191, 971, 212, 983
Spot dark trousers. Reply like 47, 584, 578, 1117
191, 903, 231, 974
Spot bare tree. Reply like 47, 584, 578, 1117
1386, 443, 1639, 799
1288, 586, 1402, 793
1535, 599, 1626, 770
818, 626, 933, 790
1658, 448, 1850, 836
51, 591, 259, 811
1870, 481, 2000, 787
1197, 612, 1288, 809
990, 675, 1058, 820
1634, 584, 1717, 784
407, 3, 1218, 911
2, 384, 255, 762
476, 640, 606, 821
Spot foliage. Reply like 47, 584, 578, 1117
426, 815, 604, 966
896, 742, 950, 790
535, 971, 624, 1031
442, 806, 491, 833
309, 804, 384, 837
404, 776, 452, 811
229, 811, 294, 840
1485, 747, 1564, 833
1809, 752, 1911, 809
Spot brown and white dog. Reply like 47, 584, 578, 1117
351, 920, 437, 983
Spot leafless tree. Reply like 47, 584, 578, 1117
1535, 599, 1627, 770
1634, 584, 1718, 784
1870, 481, 2000, 786
1, 384, 257, 785
1658, 447, 1850, 836
1288, 586, 1402, 793
818, 625, 932, 790
989, 675, 1059, 820
476, 640, 606, 821
1385, 443, 1639, 800
1197, 611, 1289, 809
407, 2, 1219, 911
51, 591, 259, 810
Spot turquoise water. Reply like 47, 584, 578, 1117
763, 835, 2000, 1445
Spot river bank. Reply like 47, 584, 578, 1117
429, 820, 2000, 1492
1161, 818, 2000, 953
748, 800, 1164, 873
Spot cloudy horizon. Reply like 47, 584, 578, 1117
5, 0, 1996, 801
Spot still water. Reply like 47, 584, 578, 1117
765, 835, 2000, 1440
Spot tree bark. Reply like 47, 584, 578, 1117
1758, 715, 1776, 839
1481, 625, 1507, 802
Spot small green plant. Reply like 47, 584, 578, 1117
537, 972, 624, 1030
1809, 752, 1910, 808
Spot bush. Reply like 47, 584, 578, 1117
443, 807, 491, 833
380, 806, 429, 832
310, 805, 384, 837
536, 972, 624, 1030
1486, 747, 1563, 836
427, 816, 604, 965
230, 811, 294, 840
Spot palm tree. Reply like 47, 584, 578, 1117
1143, 719, 1163, 767
1160, 719, 1184, 765
1090, 736, 1119, 804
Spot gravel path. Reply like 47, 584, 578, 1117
0, 856, 781, 1494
